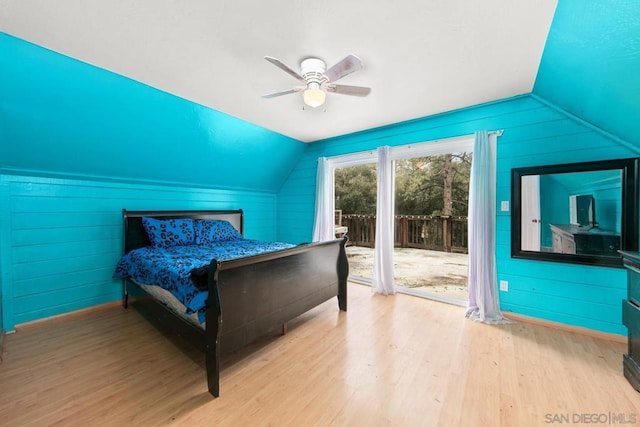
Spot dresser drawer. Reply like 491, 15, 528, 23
562, 238, 576, 254
623, 300, 640, 356
624, 260, 640, 306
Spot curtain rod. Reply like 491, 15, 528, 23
323, 130, 504, 163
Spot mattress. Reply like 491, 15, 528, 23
113, 238, 295, 323
134, 280, 203, 329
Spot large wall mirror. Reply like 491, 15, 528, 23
511, 158, 639, 267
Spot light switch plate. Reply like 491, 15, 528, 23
499, 280, 508, 291
500, 201, 509, 212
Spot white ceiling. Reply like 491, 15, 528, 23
0, 1, 558, 142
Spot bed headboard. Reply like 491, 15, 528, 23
122, 209, 244, 253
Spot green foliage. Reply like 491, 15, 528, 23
335, 153, 472, 216
335, 164, 377, 214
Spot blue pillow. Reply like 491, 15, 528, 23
194, 219, 242, 245
142, 217, 195, 248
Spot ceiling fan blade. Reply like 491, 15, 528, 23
326, 84, 371, 97
264, 56, 306, 83
322, 54, 363, 83
262, 87, 303, 99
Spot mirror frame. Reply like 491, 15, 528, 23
511, 158, 639, 267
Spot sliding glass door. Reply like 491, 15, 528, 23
335, 163, 377, 282
327, 135, 475, 304
393, 153, 471, 303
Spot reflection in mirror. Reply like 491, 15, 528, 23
522, 170, 622, 256
511, 158, 639, 267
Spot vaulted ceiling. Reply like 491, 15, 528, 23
0, 0, 558, 142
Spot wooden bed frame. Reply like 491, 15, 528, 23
120, 209, 348, 397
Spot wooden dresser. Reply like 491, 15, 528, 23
550, 224, 620, 255
619, 250, 640, 392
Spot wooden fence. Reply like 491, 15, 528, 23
341, 214, 468, 253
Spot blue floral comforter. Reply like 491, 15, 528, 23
113, 239, 295, 321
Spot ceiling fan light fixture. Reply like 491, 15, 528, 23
303, 85, 326, 108
263, 54, 370, 108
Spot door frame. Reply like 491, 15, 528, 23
325, 135, 475, 301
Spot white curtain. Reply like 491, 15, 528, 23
312, 157, 335, 242
372, 146, 396, 295
466, 131, 509, 323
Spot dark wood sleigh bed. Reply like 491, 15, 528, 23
119, 209, 348, 397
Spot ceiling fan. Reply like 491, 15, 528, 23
262, 54, 371, 108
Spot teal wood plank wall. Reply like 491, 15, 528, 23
535, 0, 640, 146
0, 180, 5, 334
538, 172, 621, 248
0, 174, 278, 331
277, 96, 550, 244
0, 33, 304, 330
277, 95, 640, 335
0, 33, 305, 191
496, 98, 639, 335
2, 2, 639, 336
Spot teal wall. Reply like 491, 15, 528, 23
539, 174, 571, 249
590, 185, 621, 232
2, 1, 639, 335
277, 95, 639, 335
0, 33, 305, 190
538, 171, 621, 247
0, 184, 4, 335
0, 174, 279, 331
0, 273, 3, 334
277, 0, 640, 336
0, 33, 306, 331
534, 0, 640, 146
278, 96, 553, 243
498, 107, 637, 335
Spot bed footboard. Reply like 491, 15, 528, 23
119, 208, 348, 398
204, 237, 348, 397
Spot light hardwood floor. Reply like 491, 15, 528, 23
0, 282, 638, 426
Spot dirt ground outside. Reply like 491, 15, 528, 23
346, 245, 469, 301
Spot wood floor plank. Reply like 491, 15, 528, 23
0, 282, 638, 426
